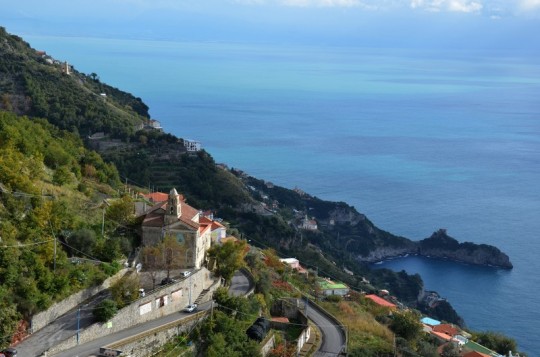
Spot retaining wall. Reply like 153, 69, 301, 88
104, 310, 207, 357
31, 268, 129, 333
45, 268, 218, 356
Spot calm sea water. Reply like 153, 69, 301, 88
26, 35, 540, 354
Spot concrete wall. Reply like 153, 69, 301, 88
104, 311, 207, 357
44, 268, 218, 356
270, 299, 310, 356
260, 331, 276, 357
31, 268, 129, 333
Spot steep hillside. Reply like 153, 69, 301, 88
0, 111, 133, 348
0, 27, 148, 139
0, 27, 512, 330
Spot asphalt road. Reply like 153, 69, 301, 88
305, 301, 346, 357
51, 300, 213, 357
228, 269, 251, 297
16, 291, 109, 357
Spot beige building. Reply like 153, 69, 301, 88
140, 188, 215, 269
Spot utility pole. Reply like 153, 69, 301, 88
53, 236, 57, 272
77, 307, 81, 345
101, 206, 105, 238
189, 273, 192, 305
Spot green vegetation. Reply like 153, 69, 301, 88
208, 240, 248, 284
93, 299, 118, 323
0, 111, 132, 348
0, 27, 147, 139
0, 27, 526, 355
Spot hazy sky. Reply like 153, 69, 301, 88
1, 0, 539, 50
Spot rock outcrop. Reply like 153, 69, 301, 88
417, 229, 513, 269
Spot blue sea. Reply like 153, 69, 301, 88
25, 35, 540, 354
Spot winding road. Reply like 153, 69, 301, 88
18, 269, 344, 356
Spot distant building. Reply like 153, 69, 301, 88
301, 215, 318, 231
364, 294, 397, 309
318, 279, 349, 296
184, 139, 202, 152
62, 61, 71, 75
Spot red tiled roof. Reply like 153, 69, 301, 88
433, 324, 459, 337
141, 192, 169, 203
365, 294, 397, 308
181, 202, 199, 221
430, 330, 452, 341
463, 351, 491, 357
271, 317, 289, 323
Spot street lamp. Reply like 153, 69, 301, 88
185, 248, 192, 305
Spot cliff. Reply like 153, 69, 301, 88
417, 229, 513, 269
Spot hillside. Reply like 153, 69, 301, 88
0, 27, 148, 139
0, 26, 514, 341
0, 111, 133, 347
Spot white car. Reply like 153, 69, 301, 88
183, 304, 198, 313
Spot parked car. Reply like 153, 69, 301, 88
160, 277, 176, 286
183, 304, 198, 313
139, 288, 145, 297
0, 348, 18, 357
180, 270, 191, 278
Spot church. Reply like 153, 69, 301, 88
140, 188, 219, 269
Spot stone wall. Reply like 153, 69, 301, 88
44, 268, 219, 356
31, 268, 129, 333
103, 311, 207, 357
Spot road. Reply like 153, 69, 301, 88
15, 291, 109, 357
51, 300, 213, 357
305, 300, 346, 357
228, 269, 252, 297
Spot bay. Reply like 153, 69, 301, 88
25, 35, 540, 354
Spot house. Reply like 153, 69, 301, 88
184, 139, 201, 152
364, 294, 397, 309
318, 279, 350, 296
279, 258, 309, 275
199, 215, 227, 243
280, 258, 300, 269
140, 191, 170, 204
301, 215, 317, 231
462, 352, 492, 357
140, 188, 220, 269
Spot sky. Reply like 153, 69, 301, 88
0, 0, 539, 51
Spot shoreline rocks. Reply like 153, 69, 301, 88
358, 229, 513, 269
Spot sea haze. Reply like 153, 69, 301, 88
26, 35, 540, 354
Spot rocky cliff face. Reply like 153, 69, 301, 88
417, 229, 513, 269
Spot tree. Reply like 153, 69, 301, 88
105, 195, 134, 226
161, 235, 185, 279
207, 240, 247, 285
93, 299, 117, 322
68, 229, 97, 256
474, 331, 518, 355
389, 310, 422, 342
440, 342, 460, 357
141, 245, 162, 290
110, 273, 140, 308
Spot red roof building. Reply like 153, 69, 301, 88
140, 188, 221, 269
364, 294, 397, 309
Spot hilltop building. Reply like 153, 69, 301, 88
139, 188, 224, 269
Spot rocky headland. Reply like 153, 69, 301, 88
417, 229, 513, 269
359, 228, 513, 269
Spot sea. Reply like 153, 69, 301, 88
25, 35, 540, 354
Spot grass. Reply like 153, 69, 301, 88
319, 300, 394, 354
